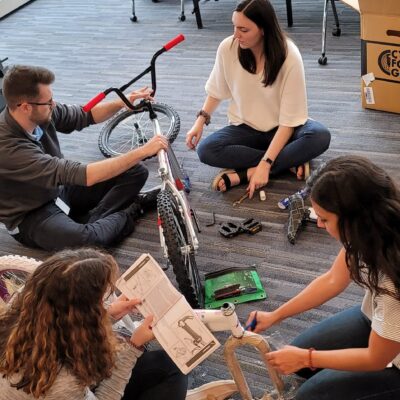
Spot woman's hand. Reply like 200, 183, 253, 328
247, 162, 270, 199
186, 123, 203, 150
108, 294, 141, 320
245, 310, 280, 333
126, 86, 154, 106
265, 345, 309, 375
130, 315, 155, 347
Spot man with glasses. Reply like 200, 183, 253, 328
0, 65, 168, 251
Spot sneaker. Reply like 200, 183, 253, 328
135, 187, 161, 212
185, 380, 238, 400
124, 202, 143, 222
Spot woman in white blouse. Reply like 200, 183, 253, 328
186, 0, 330, 198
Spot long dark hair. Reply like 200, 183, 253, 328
235, 0, 287, 86
311, 155, 400, 300
0, 248, 119, 398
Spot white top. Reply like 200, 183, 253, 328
205, 35, 308, 132
361, 274, 400, 368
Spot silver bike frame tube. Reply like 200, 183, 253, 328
151, 118, 199, 252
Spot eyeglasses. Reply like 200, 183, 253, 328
17, 98, 54, 107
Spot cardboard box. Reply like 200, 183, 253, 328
358, 0, 400, 114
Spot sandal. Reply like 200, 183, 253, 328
290, 162, 311, 181
211, 169, 248, 192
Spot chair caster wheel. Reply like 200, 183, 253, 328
179, 14, 186, 21
318, 56, 327, 65
130, 15, 137, 22
332, 27, 341, 36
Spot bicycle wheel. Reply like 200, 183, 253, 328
0, 255, 40, 309
99, 102, 180, 158
157, 190, 203, 308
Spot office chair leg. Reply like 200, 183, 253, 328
179, 0, 186, 21
286, 0, 293, 27
130, 0, 137, 22
330, 0, 341, 36
318, 0, 329, 65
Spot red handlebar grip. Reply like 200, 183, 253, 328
83, 92, 106, 112
163, 34, 185, 51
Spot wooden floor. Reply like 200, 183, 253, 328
1, 0, 400, 396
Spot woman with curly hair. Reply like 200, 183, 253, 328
0, 248, 187, 399
246, 155, 400, 399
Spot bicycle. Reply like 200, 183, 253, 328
82, 35, 203, 308
0, 255, 287, 400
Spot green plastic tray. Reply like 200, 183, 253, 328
204, 265, 266, 309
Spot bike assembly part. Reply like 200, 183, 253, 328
157, 189, 203, 309
232, 192, 249, 207
219, 218, 262, 239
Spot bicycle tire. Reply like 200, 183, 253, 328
99, 102, 180, 158
157, 190, 203, 308
0, 255, 40, 307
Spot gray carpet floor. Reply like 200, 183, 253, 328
1, 0, 400, 397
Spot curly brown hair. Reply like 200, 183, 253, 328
0, 248, 119, 398
311, 155, 400, 300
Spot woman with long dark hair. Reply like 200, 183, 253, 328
0, 248, 188, 399
186, 0, 330, 198
246, 155, 400, 399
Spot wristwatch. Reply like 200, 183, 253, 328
261, 155, 274, 166
196, 109, 211, 125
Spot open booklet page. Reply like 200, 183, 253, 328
116, 253, 220, 374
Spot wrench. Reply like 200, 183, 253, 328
232, 192, 249, 207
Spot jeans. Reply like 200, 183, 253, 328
291, 306, 400, 400
122, 350, 188, 400
197, 119, 331, 175
12, 164, 148, 251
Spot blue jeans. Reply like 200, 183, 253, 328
197, 119, 331, 175
291, 306, 400, 400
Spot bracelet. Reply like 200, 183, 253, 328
196, 109, 211, 125
308, 347, 316, 371
130, 341, 145, 352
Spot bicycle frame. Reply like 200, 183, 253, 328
83, 34, 199, 262
193, 303, 284, 400
151, 115, 199, 259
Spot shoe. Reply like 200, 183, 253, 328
211, 169, 248, 192
185, 380, 238, 400
124, 202, 143, 222
135, 187, 160, 212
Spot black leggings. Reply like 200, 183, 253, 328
122, 350, 188, 400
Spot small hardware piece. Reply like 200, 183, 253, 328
233, 192, 249, 207
259, 190, 266, 201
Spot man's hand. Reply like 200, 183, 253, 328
265, 345, 309, 375
108, 294, 141, 320
141, 135, 169, 158
130, 315, 155, 347
125, 86, 153, 107
186, 123, 203, 150
247, 162, 270, 199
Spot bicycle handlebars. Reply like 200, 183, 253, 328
83, 34, 185, 113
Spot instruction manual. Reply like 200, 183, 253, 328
116, 253, 220, 374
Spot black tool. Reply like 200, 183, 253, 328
219, 218, 262, 238
206, 211, 216, 227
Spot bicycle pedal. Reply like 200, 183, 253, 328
240, 218, 262, 235
219, 222, 241, 238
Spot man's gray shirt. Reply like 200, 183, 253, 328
0, 104, 93, 230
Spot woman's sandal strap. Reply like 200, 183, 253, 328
235, 169, 248, 185
219, 173, 232, 191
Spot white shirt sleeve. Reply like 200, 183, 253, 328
278, 41, 308, 127
205, 38, 232, 101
